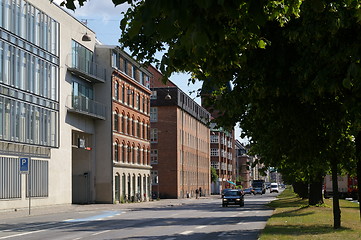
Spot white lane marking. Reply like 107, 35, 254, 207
1, 222, 61, 233
0, 222, 88, 239
180, 231, 194, 235
92, 230, 111, 236
237, 221, 250, 225
195, 225, 207, 229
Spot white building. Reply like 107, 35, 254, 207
0, 0, 152, 210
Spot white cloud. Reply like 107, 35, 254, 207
53, 0, 129, 24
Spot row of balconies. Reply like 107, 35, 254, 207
211, 162, 233, 171
65, 53, 107, 120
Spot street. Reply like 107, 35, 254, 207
0, 193, 279, 240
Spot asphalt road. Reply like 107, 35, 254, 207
0, 192, 280, 240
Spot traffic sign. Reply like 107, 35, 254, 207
20, 157, 30, 174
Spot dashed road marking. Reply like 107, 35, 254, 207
180, 231, 194, 235
195, 226, 207, 229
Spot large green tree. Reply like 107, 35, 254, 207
58, 0, 361, 227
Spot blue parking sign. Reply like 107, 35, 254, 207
20, 157, 30, 173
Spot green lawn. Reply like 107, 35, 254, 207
259, 187, 361, 240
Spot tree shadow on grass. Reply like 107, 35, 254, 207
268, 197, 307, 209
263, 224, 351, 236
271, 208, 314, 218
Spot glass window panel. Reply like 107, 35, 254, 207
0, 97, 3, 138
0, 41, 3, 83
3, 43, 9, 84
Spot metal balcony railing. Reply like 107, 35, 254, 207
66, 95, 106, 120
65, 53, 106, 83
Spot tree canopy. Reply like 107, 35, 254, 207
59, 0, 361, 227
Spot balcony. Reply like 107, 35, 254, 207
66, 95, 106, 120
66, 53, 106, 83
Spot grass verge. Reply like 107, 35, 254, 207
259, 187, 361, 240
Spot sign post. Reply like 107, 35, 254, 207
19, 157, 31, 215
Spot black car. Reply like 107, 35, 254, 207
243, 187, 254, 195
253, 187, 263, 195
221, 188, 232, 197
222, 189, 244, 207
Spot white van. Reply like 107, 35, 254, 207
270, 183, 279, 193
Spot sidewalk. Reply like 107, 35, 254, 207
1, 195, 219, 221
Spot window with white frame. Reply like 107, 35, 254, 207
151, 170, 158, 184
150, 107, 158, 122
211, 161, 219, 169
150, 128, 158, 142
150, 149, 158, 164
210, 148, 219, 156
211, 135, 219, 143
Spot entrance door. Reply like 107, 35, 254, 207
115, 174, 120, 202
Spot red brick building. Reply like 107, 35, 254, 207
105, 47, 152, 202
148, 66, 211, 198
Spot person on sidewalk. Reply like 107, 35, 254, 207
195, 188, 199, 199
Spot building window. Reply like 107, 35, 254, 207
127, 117, 131, 135
127, 145, 132, 163
114, 112, 119, 131
211, 135, 219, 143
142, 97, 145, 112
150, 90, 157, 99
123, 59, 127, 74
72, 40, 93, 75
114, 142, 119, 162
27, 159, 48, 197
114, 81, 119, 100
143, 123, 147, 140
132, 65, 136, 79
127, 88, 131, 105
150, 107, 158, 122
122, 86, 125, 103
122, 144, 126, 163
137, 94, 140, 110
137, 147, 141, 164
123, 115, 127, 133
211, 161, 219, 169
150, 128, 158, 142
132, 91, 136, 108
151, 149, 158, 164
211, 148, 219, 156
151, 170, 158, 185
0, 157, 21, 199
137, 121, 140, 137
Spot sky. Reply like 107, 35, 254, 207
54, 0, 247, 144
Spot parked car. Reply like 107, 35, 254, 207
253, 187, 263, 195
270, 183, 279, 193
243, 187, 254, 195
222, 189, 244, 207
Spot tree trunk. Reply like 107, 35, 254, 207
293, 181, 308, 199
309, 174, 324, 205
331, 158, 341, 228
355, 131, 361, 220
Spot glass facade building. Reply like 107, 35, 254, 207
0, 0, 59, 148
